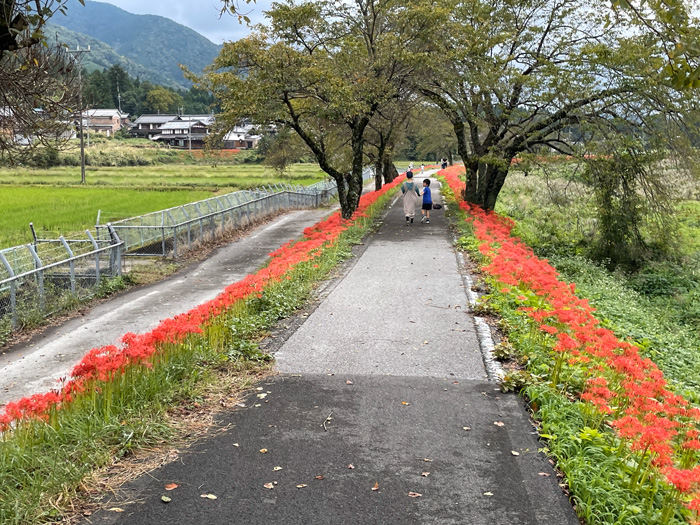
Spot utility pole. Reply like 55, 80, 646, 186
67, 45, 91, 184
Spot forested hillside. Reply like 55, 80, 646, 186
52, 0, 222, 89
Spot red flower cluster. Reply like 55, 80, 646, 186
440, 165, 700, 511
0, 175, 404, 431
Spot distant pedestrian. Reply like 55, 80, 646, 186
409, 161, 414, 170
401, 171, 420, 225
441, 158, 447, 170
421, 179, 432, 224
420, 163, 425, 174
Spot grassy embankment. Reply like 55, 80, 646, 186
444, 162, 700, 523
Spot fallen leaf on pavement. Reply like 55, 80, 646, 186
257, 393, 268, 399
164, 483, 179, 491
259, 448, 268, 454
233, 443, 240, 447
421, 472, 430, 477
462, 427, 471, 431
256, 387, 264, 391
401, 401, 410, 406
538, 472, 551, 477
484, 492, 494, 496
511, 451, 520, 456
315, 475, 324, 480
422, 458, 432, 462
408, 492, 422, 498
108, 508, 124, 513
200, 494, 217, 500
161, 496, 172, 503
372, 482, 379, 491
348, 464, 355, 469
263, 483, 274, 489
273, 466, 283, 471
346, 380, 353, 385
297, 484, 308, 489
494, 421, 505, 427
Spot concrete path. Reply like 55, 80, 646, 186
89, 177, 579, 524
0, 208, 334, 406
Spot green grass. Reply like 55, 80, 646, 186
0, 186, 215, 248
0, 164, 325, 190
0, 163, 326, 248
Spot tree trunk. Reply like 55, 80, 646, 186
383, 154, 397, 183
343, 126, 366, 219
464, 159, 511, 211
374, 143, 385, 191
447, 150, 453, 166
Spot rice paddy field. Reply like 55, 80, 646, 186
0, 162, 326, 249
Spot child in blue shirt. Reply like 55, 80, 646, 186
421, 179, 432, 223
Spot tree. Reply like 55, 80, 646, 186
1, 0, 83, 163
202, 0, 424, 219
144, 86, 183, 114
418, 0, 695, 211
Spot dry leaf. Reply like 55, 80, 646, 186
164, 483, 179, 491
257, 393, 268, 399
233, 443, 240, 447
511, 451, 520, 456
161, 496, 172, 503
401, 401, 410, 406
494, 421, 505, 427
538, 472, 551, 477
255, 387, 264, 391
296, 484, 308, 489
259, 448, 268, 454
263, 483, 274, 489
408, 492, 422, 498
200, 494, 217, 500
423, 340, 429, 344
314, 475, 324, 480
372, 482, 379, 491
484, 492, 494, 496
273, 466, 283, 471
422, 458, 432, 462
273, 481, 278, 486
421, 472, 430, 477
462, 427, 471, 431
346, 380, 353, 385
348, 464, 355, 469
108, 508, 124, 513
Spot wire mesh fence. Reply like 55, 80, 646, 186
96, 168, 373, 258
0, 226, 123, 341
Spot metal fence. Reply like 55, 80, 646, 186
96, 168, 373, 258
0, 226, 123, 336
0, 167, 374, 339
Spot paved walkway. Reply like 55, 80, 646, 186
89, 177, 579, 524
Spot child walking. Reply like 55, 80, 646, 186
421, 179, 432, 223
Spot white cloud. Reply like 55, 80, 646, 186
93, 0, 271, 44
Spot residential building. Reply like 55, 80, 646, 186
223, 124, 261, 149
80, 109, 129, 137
129, 114, 178, 140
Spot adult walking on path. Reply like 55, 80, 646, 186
401, 170, 420, 225
94, 175, 579, 525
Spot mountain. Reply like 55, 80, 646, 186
51, 0, 222, 89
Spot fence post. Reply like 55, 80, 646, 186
166, 211, 178, 258
0, 253, 18, 329
26, 244, 45, 314
85, 230, 100, 284
59, 236, 76, 295
107, 224, 122, 276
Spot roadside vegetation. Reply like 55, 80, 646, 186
443, 163, 700, 524
0, 175, 399, 523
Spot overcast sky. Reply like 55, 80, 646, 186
94, 0, 272, 44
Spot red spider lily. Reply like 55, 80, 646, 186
0, 175, 404, 429
440, 165, 700, 509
